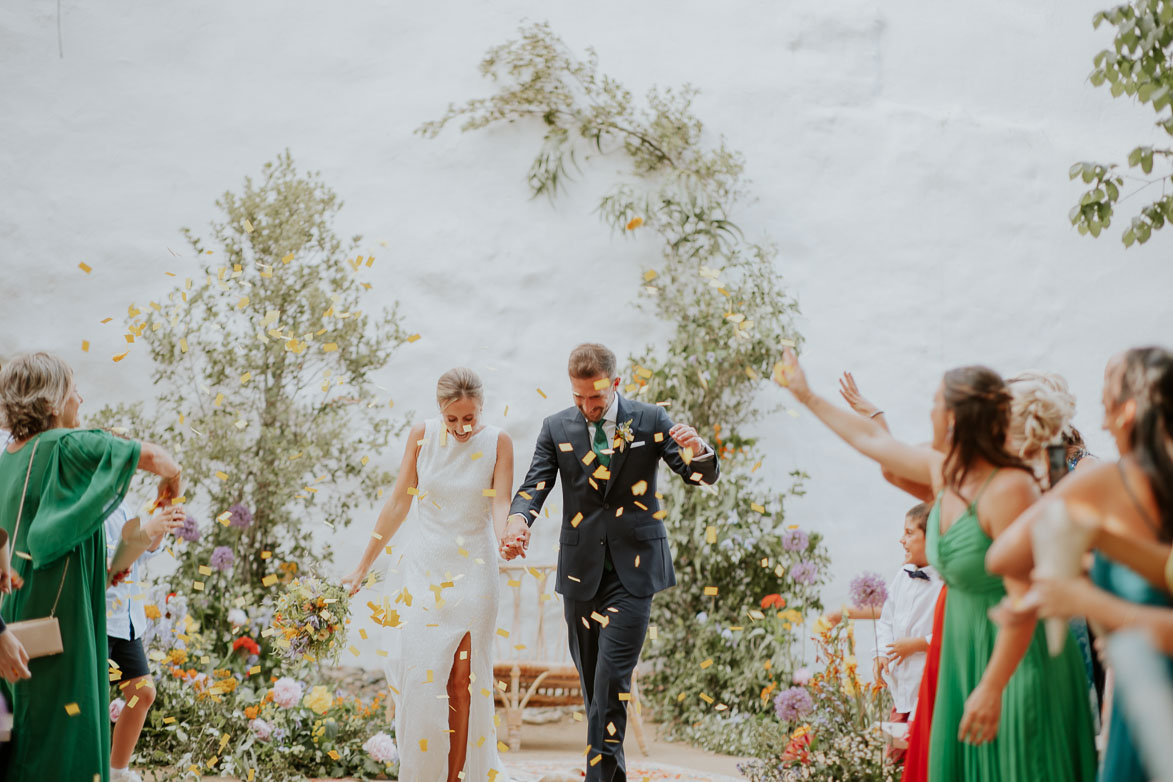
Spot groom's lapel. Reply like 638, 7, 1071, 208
563, 409, 596, 484
603, 397, 638, 500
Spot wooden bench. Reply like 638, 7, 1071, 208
493, 564, 649, 755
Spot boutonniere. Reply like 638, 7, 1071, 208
614, 419, 635, 453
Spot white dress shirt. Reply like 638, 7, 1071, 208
586, 394, 712, 460
875, 563, 943, 716
104, 500, 162, 641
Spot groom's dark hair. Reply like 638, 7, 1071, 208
568, 343, 616, 380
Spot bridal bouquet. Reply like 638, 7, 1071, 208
270, 575, 351, 663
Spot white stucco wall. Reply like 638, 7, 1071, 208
2, 1, 1171, 670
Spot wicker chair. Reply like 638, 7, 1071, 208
493, 563, 649, 755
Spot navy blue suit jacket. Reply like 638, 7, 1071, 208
510, 396, 720, 601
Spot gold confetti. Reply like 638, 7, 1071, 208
240, 372, 251, 384
81, 340, 89, 352
570, 512, 584, 528
653, 432, 665, 443
243, 218, 254, 233
179, 337, 188, 353
626, 216, 644, 230
112, 351, 129, 363
558, 443, 573, 452
281, 253, 294, 264
214, 471, 228, 481
262, 574, 278, 587
406, 334, 421, 343
593, 378, 611, 391
631, 480, 648, 496
700, 658, 714, 669
78, 262, 92, 274
705, 526, 717, 544
322, 343, 339, 352
193, 581, 204, 591
470, 451, 484, 460
65, 703, 81, 716
496, 628, 510, 638
199, 565, 212, 576
482, 489, 496, 497
536, 388, 547, 399
703, 586, 718, 596
643, 269, 657, 282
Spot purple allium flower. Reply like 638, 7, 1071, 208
849, 571, 889, 610
176, 514, 201, 543
773, 686, 814, 722
782, 529, 809, 552
790, 560, 819, 585
227, 502, 253, 529
210, 545, 235, 572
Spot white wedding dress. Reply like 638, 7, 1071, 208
382, 418, 510, 782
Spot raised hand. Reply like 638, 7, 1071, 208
143, 505, 186, 541
668, 423, 707, 456
773, 347, 811, 403
838, 372, 880, 418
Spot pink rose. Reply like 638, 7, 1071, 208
272, 676, 303, 709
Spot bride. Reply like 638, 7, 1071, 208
344, 368, 514, 782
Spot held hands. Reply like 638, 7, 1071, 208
668, 423, 707, 456
0, 629, 31, 683
958, 682, 1003, 745
499, 515, 530, 561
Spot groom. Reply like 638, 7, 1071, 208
503, 343, 720, 782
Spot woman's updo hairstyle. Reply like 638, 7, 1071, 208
0, 352, 74, 441
436, 367, 484, 411
942, 365, 1033, 493
1006, 371, 1077, 468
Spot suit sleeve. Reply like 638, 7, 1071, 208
654, 407, 720, 486
509, 416, 560, 527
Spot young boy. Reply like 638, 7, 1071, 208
105, 500, 185, 782
873, 502, 943, 761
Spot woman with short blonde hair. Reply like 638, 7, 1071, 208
0, 352, 183, 782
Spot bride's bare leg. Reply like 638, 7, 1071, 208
446, 632, 473, 782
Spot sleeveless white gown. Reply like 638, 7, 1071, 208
383, 418, 510, 782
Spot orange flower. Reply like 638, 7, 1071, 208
760, 594, 785, 609
244, 706, 259, 720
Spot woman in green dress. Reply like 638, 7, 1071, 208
775, 348, 1096, 781
0, 352, 182, 782
989, 346, 1173, 780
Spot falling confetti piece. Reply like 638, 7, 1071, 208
643, 269, 657, 282
78, 263, 92, 274
243, 218, 254, 233
81, 340, 89, 352
65, 703, 81, 716
406, 334, 421, 343
262, 574, 278, 587
703, 586, 718, 596
626, 216, 644, 230
536, 388, 547, 399
112, 351, 129, 363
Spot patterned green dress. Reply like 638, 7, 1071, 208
925, 477, 1097, 781
0, 429, 140, 782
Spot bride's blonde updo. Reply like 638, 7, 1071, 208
1006, 370, 1077, 468
436, 367, 484, 410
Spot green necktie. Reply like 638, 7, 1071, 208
592, 421, 611, 469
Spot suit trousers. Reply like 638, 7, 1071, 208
563, 565, 652, 782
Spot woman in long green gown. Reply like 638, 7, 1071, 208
775, 349, 1096, 781
989, 346, 1173, 781
0, 353, 181, 782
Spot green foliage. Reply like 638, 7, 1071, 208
421, 21, 827, 740
93, 151, 408, 633
90, 153, 409, 779
1072, 2, 1173, 246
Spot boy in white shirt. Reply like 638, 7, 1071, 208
873, 502, 942, 763
105, 499, 185, 782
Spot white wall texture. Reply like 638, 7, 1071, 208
2, 2, 1172, 670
